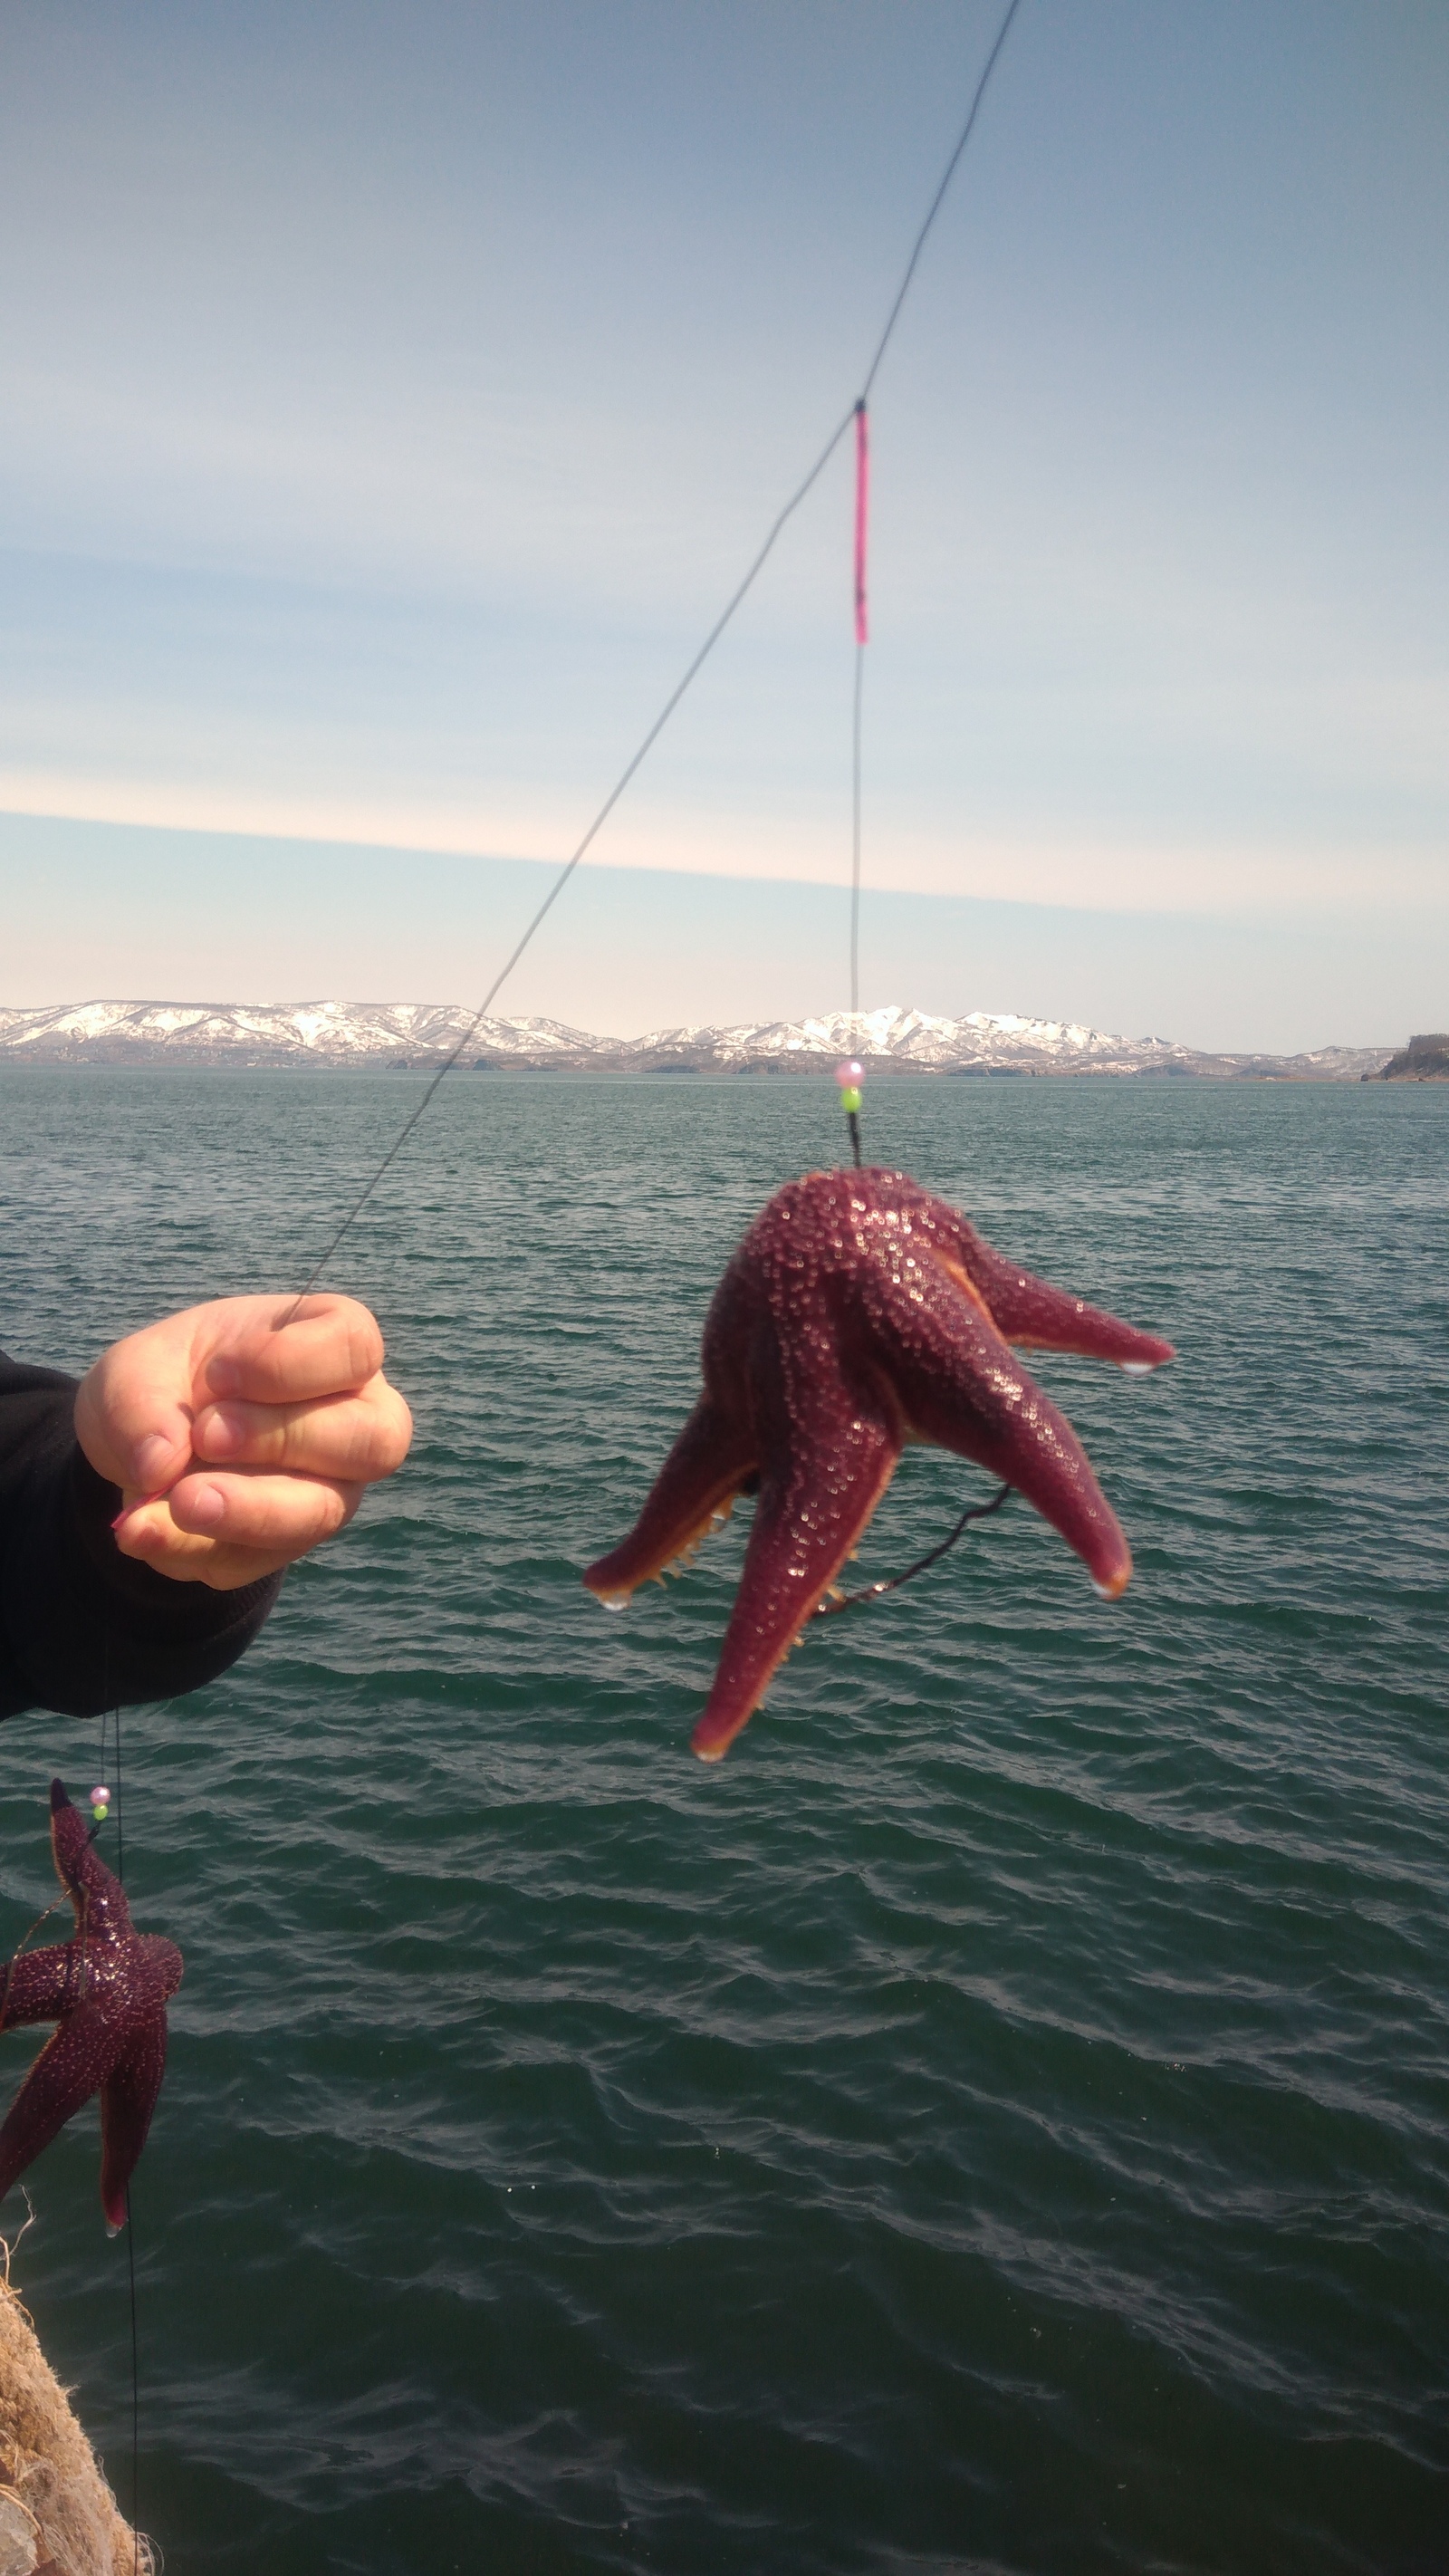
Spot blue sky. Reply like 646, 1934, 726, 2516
2, 0, 1444, 1047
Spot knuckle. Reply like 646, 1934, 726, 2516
349, 1324, 385, 1383
373, 1392, 413, 1476
294, 1482, 353, 1548
297, 1475, 353, 1538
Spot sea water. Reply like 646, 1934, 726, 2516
0, 1067, 1444, 2575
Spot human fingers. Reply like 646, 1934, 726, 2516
191, 1377, 413, 1484
158, 1469, 362, 1557
110, 1504, 275, 1591
75, 1310, 202, 1496
200, 1295, 386, 1406
75, 1293, 363, 1495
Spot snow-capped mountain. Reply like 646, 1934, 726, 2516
620, 1006, 1180, 1072
0, 998, 1394, 1081
0, 998, 596, 1062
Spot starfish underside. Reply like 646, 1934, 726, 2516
0, 1782, 183, 2227
585, 1166, 1174, 1761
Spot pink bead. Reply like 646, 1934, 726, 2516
834, 1060, 864, 1087
91, 1786, 110, 1806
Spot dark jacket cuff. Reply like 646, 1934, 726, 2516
0, 1436, 283, 1720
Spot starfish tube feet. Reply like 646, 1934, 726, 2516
689, 1358, 902, 1763
585, 1168, 1174, 1758
585, 1399, 755, 1602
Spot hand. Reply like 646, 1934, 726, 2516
74, 1294, 413, 1591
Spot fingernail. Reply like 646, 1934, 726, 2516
197, 1404, 245, 1459
206, 1357, 243, 1397
134, 1434, 176, 1490
187, 1485, 226, 1530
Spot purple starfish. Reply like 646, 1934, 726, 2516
586, 1167, 1175, 1761
0, 1782, 183, 2228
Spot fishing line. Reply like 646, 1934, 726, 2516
286, 399, 858, 1309
111, 1706, 126, 1895
833, 0, 1024, 1608
814, 1482, 1012, 1617
104, 1696, 142, 2571
287, 0, 1023, 1301
843, 0, 1025, 1019
841, 0, 1022, 1094
849, 397, 868, 1021
96, 1679, 142, 2570
125, 2183, 139, 2576
859, 0, 1022, 406
849, 638, 865, 1018
0, 1889, 70, 2022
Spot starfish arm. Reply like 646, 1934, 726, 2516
870, 1263, 1136, 1600
0, 2001, 123, 2208
690, 1359, 902, 1764
926, 1216, 1174, 1370
140, 1934, 185, 2001
100, 2012, 168, 2230
49, 1781, 132, 1939
584, 1398, 756, 1602
49, 1777, 91, 1890
0, 1945, 80, 2031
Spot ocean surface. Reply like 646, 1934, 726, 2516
0, 1066, 1444, 2576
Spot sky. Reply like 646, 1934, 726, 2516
2, 0, 1445, 1049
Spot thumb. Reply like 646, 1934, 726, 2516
75, 1323, 199, 1497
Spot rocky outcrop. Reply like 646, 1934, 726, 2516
1369, 1033, 1449, 1081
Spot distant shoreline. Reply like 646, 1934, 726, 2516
0, 1002, 1397, 1083
0, 1057, 1407, 1085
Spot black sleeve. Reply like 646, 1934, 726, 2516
0, 1350, 283, 1721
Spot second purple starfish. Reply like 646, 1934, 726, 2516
0, 1782, 182, 2228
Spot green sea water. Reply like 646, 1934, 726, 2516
0, 1066, 1444, 2575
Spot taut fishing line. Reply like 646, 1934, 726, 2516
850, 398, 868, 1019
287, 0, 1023, 1308
102, 1695, 142, 2573
814, 1484, 1012, 1619
95, 1671, 142, 2571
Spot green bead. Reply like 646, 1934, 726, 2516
91, 1806, 108, 1821
840, 1087, 862, 1114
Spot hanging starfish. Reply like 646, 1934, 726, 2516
0, 1783, 183, 2227
585, 1166, 1175, 1761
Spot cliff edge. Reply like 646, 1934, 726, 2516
1368, 1033, 1449, 1081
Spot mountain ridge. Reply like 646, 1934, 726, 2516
0, 999, 1394, 1081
